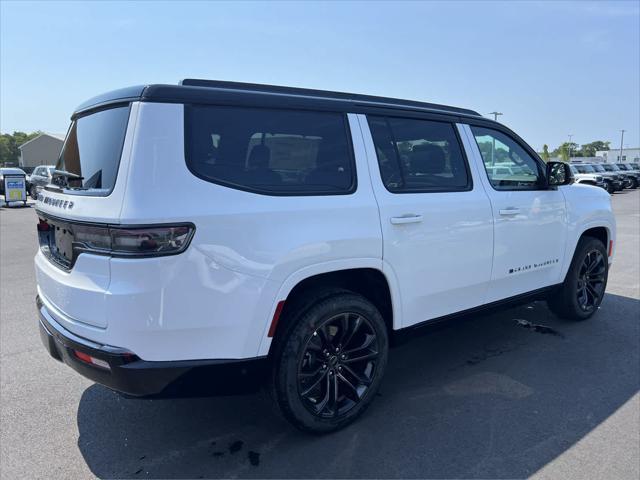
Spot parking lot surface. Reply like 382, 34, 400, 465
1, 191, 639, 479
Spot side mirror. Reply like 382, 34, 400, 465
546, 161, 573, 187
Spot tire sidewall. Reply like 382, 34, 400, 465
274, 293, 388, 433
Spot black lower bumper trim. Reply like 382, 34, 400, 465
37, 296, 267, 397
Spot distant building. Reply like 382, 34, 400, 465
18, 133, 65, 168
596, 147, 640, 163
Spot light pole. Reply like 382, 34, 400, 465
568, 134, 573, 161
488, 112, 503, 165
619, 130, 625, 163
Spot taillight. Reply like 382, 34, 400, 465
73, 224, 195, 257
37, 219, 50, 232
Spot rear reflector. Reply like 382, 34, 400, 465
267, 301, 286, 337
608, 240, 613, 257
37, 219, 50, 232
73, 350, 110, 370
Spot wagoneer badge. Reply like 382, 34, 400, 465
39, 195, 74, 210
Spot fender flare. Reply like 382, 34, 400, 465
256, 258, 402, 356
560, 221, 614, 280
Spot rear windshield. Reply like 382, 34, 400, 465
55, 105, 130, 194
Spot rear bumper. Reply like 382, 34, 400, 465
37, 296, 267, 397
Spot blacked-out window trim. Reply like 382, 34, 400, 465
469, 125, 547, 192
367, 114, 474, 194
184, 104, 357, 197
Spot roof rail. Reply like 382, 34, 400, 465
180, 79, 481, 117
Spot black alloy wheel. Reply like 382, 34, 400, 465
576, 249, 606, 313
297, 312, 380, 418
547, 236, 608, 321
271, 291, 388, 433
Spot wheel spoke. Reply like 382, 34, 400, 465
585, 283, 600, 303
343, 350, 379, 364
337, 372, 361, 401
342, 363, 372, 386
340, 315, 362, 350
330, 374, 339, 417
344, 333, 375, 355
314, 372, 332, 414
301, 369, 329, 396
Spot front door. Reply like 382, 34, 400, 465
358, 114, 494, 327
462, 124, 567, 302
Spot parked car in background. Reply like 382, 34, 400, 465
21, 166, 36, 190
35, 80, 615, 433
28, 165, 56, 198
0, 167, 27, 196
569, 164, 606, 192
588, 163, 624, 192
616, 163, 640, 188
600, 163, 636, 189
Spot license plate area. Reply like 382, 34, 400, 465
39, 218, 74, 269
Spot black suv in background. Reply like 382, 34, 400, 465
616, 163, 640, 188
599, 163, 637, 189
587, 164, 625, 192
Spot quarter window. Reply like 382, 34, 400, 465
471, 126, 542, 190
367, 116, 471, 192
185, 106, 354, 195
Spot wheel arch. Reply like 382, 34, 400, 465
257, 261, 399, 356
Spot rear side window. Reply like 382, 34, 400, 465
367, 116, 471, 193
56, 105, 130, 194
185, 106, 355, 195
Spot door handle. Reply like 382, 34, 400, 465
499, 208, 520, 216
390, 215, 423, 225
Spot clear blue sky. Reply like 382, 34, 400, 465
1, 0, 638, 151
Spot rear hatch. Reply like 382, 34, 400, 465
36, 103, 136, 328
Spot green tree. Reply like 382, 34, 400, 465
553, 142, 580, 161
541, 144, 551, 162
0, 131, 41, 166
579, 141, 610, 157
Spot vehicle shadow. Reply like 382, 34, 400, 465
76, 293, 639, 479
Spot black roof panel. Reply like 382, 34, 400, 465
72, 80, 482, 119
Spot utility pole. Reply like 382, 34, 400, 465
619, 130, 625, 163
488, 112, 503, 165
489, 111, 503, 122
568, 134, 573, 161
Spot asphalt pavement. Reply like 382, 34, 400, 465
1, 190, 638, 479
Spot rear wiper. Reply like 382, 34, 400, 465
51, 169, 83, 188
52, 169, 83, 180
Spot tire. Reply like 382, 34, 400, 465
603, 182, 612, 194
630, 177, 638, 189
271, 291, 388, 433
547, 236, 608, 321
29, 185, 38, 199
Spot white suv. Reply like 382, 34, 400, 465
35, 80, 615, 432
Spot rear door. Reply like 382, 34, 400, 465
358, 114, 494, 327
462, 124, 567, 301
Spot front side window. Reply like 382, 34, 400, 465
185, 106, 354, 195
57, 105, 131, 194
471, 126, 542, 190
367, 116, 470, 192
